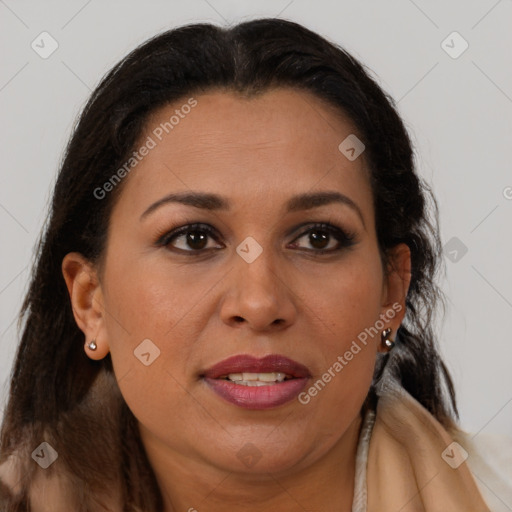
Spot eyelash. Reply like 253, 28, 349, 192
155, 222, 357, 256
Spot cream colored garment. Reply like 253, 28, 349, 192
352, 375, 512, 512
455, 431, 512, 512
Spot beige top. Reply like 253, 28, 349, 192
352, 377, 512, 512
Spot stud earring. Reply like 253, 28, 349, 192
87, 340, 97, 351
381, 328, 395, 350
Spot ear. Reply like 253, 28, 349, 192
61, 252, 110, 360
378, 243, 411, 350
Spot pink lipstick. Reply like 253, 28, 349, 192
202, 354, 311, 410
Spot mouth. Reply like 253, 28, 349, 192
201, 354, 311, 410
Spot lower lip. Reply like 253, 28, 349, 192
204, 377, 308, 410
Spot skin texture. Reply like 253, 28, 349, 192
62, 88, 411, 511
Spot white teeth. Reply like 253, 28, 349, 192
225, 372, 289, 385
254, 372, 287, 382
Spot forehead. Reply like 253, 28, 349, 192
112, 88, 373, 220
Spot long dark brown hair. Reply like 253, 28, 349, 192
0, 18, 457, 510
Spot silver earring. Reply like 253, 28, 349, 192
88, 340, 97, 351
381, 328, 395, 350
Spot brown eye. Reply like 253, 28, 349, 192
158, 224, 222, 253
175, 230, 209, 251
289, 223, 356, 254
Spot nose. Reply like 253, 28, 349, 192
219, 246, 298, 333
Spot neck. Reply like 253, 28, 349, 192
140, 415, 362, 512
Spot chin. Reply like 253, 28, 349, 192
200, 434, 316, 476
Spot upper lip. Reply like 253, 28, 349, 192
202, 354, 311, 379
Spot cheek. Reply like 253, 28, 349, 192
299, 286, 379, 443
299, 253, 383, 404
101, 250, 191, 340
99, 259, 198, 431
307, 252, 384, 344
99, 247, 217, 397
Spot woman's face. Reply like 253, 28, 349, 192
66, 88, 409, 478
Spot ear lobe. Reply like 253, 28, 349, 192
61, 252, 104, 339
376, 244, 411, 354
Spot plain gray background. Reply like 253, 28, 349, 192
1, 0, 511, 438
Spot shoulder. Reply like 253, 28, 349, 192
453, 429, 512, 512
